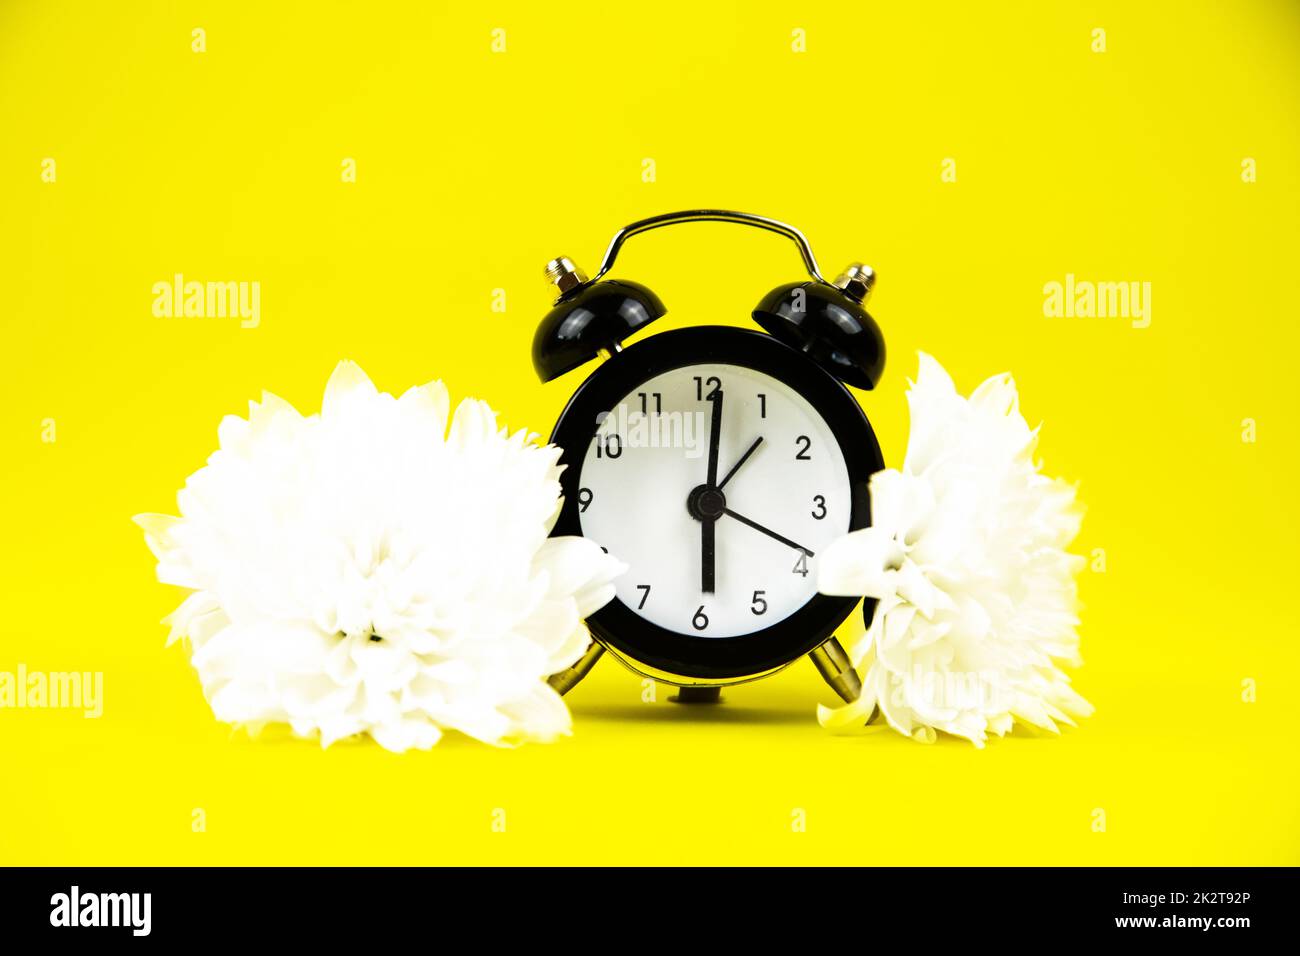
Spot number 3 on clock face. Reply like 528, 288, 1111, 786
550, 327, 883, 682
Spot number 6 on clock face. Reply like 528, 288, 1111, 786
550, 327, 884, 683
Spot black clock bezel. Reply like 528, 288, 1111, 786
549, 325, 883, 681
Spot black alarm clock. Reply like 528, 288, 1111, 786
535, 211, 885, 705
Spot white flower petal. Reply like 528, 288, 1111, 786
322, 360, 378, 416
817, 527, 902, 598
535, 536, 627, 617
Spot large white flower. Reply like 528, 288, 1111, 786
136, 362, 624, 752
818, 353, 1091, 746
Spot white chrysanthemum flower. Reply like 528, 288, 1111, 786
136, 362, 624, 752
818, 353, 1092, 746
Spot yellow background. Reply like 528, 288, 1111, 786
2, 1, 1297, 865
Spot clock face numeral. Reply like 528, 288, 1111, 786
595, 434, 622, 459
578, 362, 851, 639
694, 375, 721, 401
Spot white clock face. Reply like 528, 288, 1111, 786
576, 363, 852, 638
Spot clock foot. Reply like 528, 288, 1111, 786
672, 685, 722, 704
810, 637, 862, 704
547, 641, 605, 696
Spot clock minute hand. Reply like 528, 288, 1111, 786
702, 517, 715, 593
721, 508, 815, 557
701, 390, 723, 593
705, 389, 723, 486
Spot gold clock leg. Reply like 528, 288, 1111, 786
547, 642, 605, 696
810, 637, 862, 704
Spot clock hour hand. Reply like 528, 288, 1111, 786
721, 508, 815, 557
717, 436, 763, 491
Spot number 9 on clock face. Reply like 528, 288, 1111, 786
549, 327, 883, 682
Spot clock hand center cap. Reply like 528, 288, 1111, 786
687, 484, 727, 522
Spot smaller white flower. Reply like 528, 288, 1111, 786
818, 353, 1092, 746
137, 362, 625, 752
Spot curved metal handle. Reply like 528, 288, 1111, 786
592, 209, 828, 284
